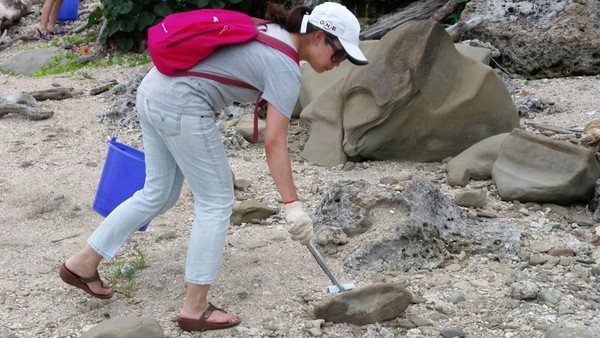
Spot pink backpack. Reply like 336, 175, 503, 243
147, 9, 300, 142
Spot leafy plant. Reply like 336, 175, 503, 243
99, 0, 267, 52
105, 248, 148, 298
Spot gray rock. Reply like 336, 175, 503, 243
409, 315, 434, 327
0, 47, 61, 76
545, 324, 599, 338
530, 242, 553, 253
342, 181, 521, 276
509, 281, 540, 300
81, 317, 164, 338
454, 190, 487, 208
235, 113, 265, 143
379, 176, 399, 185
312, 180, 370, 236
440, 328, 466, 338
447, 133, 509, 186
462, 0, 600, 79
548, 246, 575, 257
234, 179, 252, 191
231, 200, 277, 225
0, 327, 17, 338
448, 292, 466, 304
528, 253, 549, 266
492, 128, 600, 204
542, 204, 569, 217
396, 319, 416, 329
313, 283, 412, 326
538, 289, 563, 305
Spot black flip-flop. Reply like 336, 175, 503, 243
59, 263, 114, 299
177, 303, 241, 331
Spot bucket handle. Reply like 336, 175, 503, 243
111, 113, 138, 140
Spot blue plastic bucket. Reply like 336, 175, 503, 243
57, 0, 78, 21
93, 138, 149, 231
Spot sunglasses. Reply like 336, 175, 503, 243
325, 34, 347, 63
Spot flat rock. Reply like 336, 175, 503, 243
313, 283, 412, 325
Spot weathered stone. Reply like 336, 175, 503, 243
462, 0, 600, 79
492, 128, 600, 204
409, 315, 434, 327
0, 48, 61, 76
341, 181, 520, 276
312, 180, 370, 237
545, 324, 599, 338
300, 20, 517, 166
528, 253, 548, 266
548, 246, 575, 257
235, 113, 266, 143
509, 281, 540, 300
447, 133, 509, 186
231, 200, 277, 225
81, 317, 164, 338
313, 283, 412, 325
454, 190, 487, 208
530, 242, 553, 253
440, 328, 466, 338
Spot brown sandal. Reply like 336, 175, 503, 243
59, 263, 114, 299
177, 303, 241, 332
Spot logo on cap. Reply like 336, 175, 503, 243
320, 20, 336, 31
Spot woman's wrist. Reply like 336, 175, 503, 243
283, 198, 299, 205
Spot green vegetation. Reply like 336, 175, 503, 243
445, 0, 471, 25
22, 0, 470, 76
34, 50, 150, 77
97, 0, 263, 52
105, 248, 147, 298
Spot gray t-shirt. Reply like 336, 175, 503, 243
138, 24, 301, 118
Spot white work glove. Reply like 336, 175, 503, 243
284, 201, 314, 245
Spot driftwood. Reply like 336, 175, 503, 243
446, 15, 484, 42
526, 122, 583, 136
0, 93, 54, 120
0, 34, 38, 52
360, 0, 446, 40
430, 0, 461, 22
360, 0, 484, 42
29, 88, 73, 101
90, 80, 118, 95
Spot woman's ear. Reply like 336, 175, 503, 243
311, 30, 326, 46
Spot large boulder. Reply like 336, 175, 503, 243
461, 0, 600, 78
492, 128, 600, 204
300, 20, 518, 166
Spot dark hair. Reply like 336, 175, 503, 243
265, 2, 310, 33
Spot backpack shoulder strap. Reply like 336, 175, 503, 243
255, 32, 299, 65
250, 18, 299, 65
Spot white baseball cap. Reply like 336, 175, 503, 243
300, 2, 368, 65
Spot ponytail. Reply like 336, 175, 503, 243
265, 2, 310, 33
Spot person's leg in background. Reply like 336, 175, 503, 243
46, 0, 64, 34
37, 0, 64, 40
